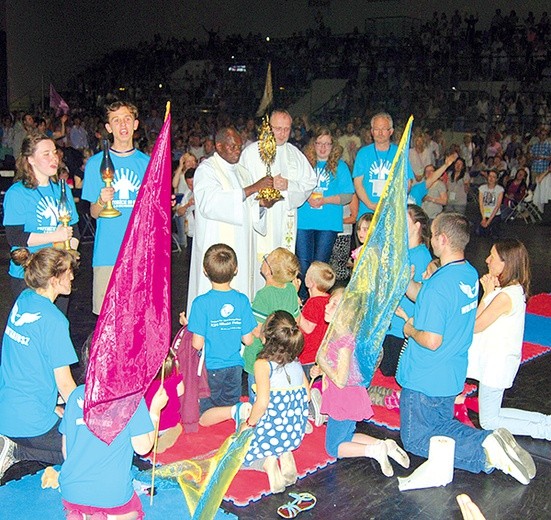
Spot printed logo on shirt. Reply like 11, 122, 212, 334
369, 159, 391, 197
316, 166, 330, 191
113, 167, 141, 209
36, 196, 59, 232
75, 397, 85, 425
459, 280, 479, 314
5, 302, 41, 346
482, 190, 497, 206
209, 303, 241, 331
10, 301, 41, 326
220, 304, 234, 318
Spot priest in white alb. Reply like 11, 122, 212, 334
187, 127, 273, 313
239, 109, 316, 292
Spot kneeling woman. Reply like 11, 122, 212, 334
468, 239, 551, 440
0, 248, 78, 479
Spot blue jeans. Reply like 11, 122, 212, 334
10, 418, 64, 465
400, 388, 492, 474
199, 365, 242, 414
296, 229, 338, 300
325, 417, 356, 458
479, 384, 551, 440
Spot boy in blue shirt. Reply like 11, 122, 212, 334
188, 244, 256, 426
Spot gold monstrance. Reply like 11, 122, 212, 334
257, 114, 282, 201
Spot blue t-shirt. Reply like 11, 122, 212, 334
297, 159, 354, 232
352, 143, 413, 216
408, 181, 428, 206
0, 289, 78, 437
59, 386, 153, 508
387, 244, 432, 338
188, 289, 256, 370
82, 150, 149, 266
3, 181, 79, 278
397, 261, 479, 397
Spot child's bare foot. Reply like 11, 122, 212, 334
279, 451, 298, 486
263, 455, 286, 493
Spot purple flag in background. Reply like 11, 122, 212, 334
49, 84, 69, 116
84, 113, 172, 444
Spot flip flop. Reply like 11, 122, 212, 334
277, 492, 317, 518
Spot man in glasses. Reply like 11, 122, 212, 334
352, 112, 413, 219
240, 109, 316, 292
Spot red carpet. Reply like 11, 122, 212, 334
151, 419, 334, 507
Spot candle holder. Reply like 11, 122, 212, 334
99, 139, 121, 218
58, 179, 73, 250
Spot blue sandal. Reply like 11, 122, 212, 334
277, 492, 317, 518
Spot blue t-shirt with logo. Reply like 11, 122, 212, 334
3, 181, 79, 278
0, 289, 78, 437
397, 261, 479, 397
352, 143, 413, 217
298, 159, 354, 232
82, 150, 149, 266
188, 289, 256, 370
59, 385, 153, 508
387, 244, 432, 338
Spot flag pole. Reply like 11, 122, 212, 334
149, 364, 165, 506
150, 98, 171, 505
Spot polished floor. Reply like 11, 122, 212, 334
1, 204, 550, 519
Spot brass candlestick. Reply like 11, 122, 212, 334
257, 114, 282, 201
99, 139, 121, 218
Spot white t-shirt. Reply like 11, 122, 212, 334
479, 184, 504, 217
467, 284, 525, 388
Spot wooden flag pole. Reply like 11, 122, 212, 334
149, 364, 165, 505
151, 99, 171, 505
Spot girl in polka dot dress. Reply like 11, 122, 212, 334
241, 310, 309, 494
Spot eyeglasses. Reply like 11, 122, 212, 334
372, 127, 392, 133
262, 254, 273, 275
315, 141, 332, 147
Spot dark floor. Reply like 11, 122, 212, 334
1, 201, 550, 519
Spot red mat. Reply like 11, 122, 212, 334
526, 293, 551, 318
367, 370, 478, 431
367, 338, 551, 431
151, 418, 334, 507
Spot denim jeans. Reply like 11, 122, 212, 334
10, 418, 64, 465
400, 388, 492, 473
199, 365, 242, 414
296, 229, 338, 300
479, 384, 551, 440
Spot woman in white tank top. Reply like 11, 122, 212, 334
468, 239, 551, 440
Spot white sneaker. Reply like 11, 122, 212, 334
310, 388, 327, 427
482, 428, 536, 485
0, 435, 17, 480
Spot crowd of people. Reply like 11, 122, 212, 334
0, 9, 550, 518
1, 95, 550, 519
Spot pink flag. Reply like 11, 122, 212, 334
49, 84, 69, 116
84, 113, 172, 444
